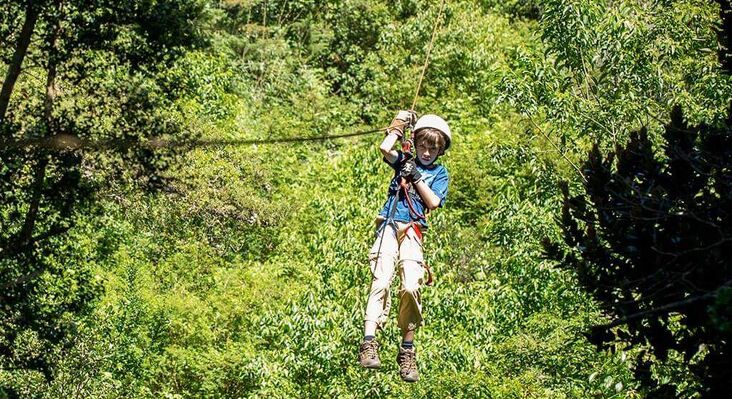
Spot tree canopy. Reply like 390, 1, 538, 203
1, 0, 731, 398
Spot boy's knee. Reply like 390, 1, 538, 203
400, 286, 420, 300
399, 260, 424, 293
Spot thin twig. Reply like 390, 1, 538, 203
527, 116, 588, 182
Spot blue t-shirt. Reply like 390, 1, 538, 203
378, 151, 449, 228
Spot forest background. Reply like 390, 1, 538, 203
1, 0, 731, 398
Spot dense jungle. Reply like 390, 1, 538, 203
1, 0, 731, 398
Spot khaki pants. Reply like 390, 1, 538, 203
365, 220, 426, 333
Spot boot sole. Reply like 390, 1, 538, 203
360, 361, 381, 369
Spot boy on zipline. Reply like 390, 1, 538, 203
359, 110, 451, 382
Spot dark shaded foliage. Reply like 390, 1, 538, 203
546, 106, 732, 397
545, 6, 732, 396
481, 0, 541, 20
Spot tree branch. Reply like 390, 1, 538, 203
527, 116, 588, 182
596, 280, 732, 330
0, 2, 40, 122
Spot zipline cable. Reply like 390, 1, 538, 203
0, 125, 401, 151
1, 1, 448, 152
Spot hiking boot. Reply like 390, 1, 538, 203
359, 339, 381, 369
397, 346, 419, 382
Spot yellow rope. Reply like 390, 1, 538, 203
410, 0, 448, 111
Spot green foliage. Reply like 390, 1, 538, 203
3, 0, 729, 397
35, 109, 636, 397
0, 0, 209, 396
500, 0, 732, 154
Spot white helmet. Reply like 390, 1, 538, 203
413, 114, 451, 151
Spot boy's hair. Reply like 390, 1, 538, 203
414, 128, 447, 155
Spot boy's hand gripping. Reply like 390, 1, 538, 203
398, 152, 426, 221
387, 110, 417, 138
400, 157, 422, 184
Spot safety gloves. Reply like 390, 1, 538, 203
387, 110, 417, 138
387, 110, 422, 184
400, 158, 422, 184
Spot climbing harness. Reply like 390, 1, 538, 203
373, 215, 434, 287
371, 134, 433, 286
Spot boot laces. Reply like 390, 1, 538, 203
399, 349, 416, 372
361, 341, 378, 359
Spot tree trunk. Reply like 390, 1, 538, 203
18, 6, 60, 245
17, 157, 48, 244
0, 2, 40, 122
43, 40, 59, 133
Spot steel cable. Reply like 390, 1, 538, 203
0, 1, 448, 152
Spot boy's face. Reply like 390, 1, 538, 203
415, 141, 440, 166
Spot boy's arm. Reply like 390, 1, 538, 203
413, 180, 442, 210
380, 133, 400, 164
380, 110, 416, 164
401, 162, 448, 210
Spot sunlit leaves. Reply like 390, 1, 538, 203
501, 0, 732, 152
